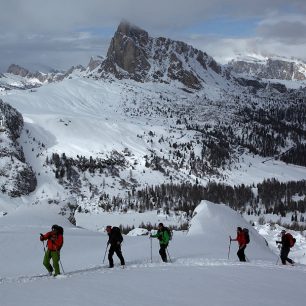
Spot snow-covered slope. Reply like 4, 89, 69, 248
1, 76, 305, 214
188, 201, 273, 260
1, 201, 305, 306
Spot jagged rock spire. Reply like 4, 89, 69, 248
100, 21, 223, 89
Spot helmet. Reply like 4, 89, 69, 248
106, 225, 112, 232
52, 224, 58, 231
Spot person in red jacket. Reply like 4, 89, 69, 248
230, 227, 246, 262
40, 225, 64, 276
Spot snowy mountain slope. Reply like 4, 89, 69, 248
1, 201, 305, 306
1, 76, 306, 215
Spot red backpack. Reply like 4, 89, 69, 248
285, 233, 296, 248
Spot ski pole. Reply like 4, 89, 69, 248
103, 244, 109, 264
58, 252, 65, 274
228, 237, 232, 260
166, 247, 172, 263
42, 241, 46, 253
276, 250, 281, 265
40, 234, 46, 253
150, 235, 153, 263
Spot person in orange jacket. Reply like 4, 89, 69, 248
40, 225, 64, 276
230, 227, 246, 262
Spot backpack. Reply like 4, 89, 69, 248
52, 224, 64, 235
243, 228, 250, 244
57, 226, 64, 235
164, 227, 173, 241
285, 233, 296, 248
112, 226, 123, 243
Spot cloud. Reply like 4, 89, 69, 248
1, 0, 305, 33
256, 14, 306, 44
0, 32, 109, 72
0, 0, 305, 71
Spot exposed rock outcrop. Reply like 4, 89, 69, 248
0, 99, 37, 197
229, 58, 306, 80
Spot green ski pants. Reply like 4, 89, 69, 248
43, 249, 60, 275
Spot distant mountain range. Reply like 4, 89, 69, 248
227, 55, 306, 81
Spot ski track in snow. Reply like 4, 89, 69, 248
1, 256, 305, 285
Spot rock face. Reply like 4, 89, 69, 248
0, 99, 37, 197
100, 21, 223, 89
229, 58, 306, 80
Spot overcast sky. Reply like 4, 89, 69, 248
0, 0, 305, 72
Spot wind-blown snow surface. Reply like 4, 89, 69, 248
1, 201, 306, 306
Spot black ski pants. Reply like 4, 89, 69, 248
108, 244, 125, 267
159, 244, 168, 262
280, 247, 294, 265
237, 245, 246, 262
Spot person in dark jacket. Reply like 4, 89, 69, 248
40, 225, 64, 276
150, 223, 170, 262
276, 230, 294, 265
230, 227, 246, 262
106, 225, 125, 268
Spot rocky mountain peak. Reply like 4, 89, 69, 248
7, 64, 30, 77
100, 22, 223, 89
116, 21, 149, 47
102, 21, 151, 82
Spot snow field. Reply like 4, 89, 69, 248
1, 201, 306, 306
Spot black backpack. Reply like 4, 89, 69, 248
243, 228, 250, 244
57, 226, 64, 235
52, 224, 64, 235
112, 226, 123, 243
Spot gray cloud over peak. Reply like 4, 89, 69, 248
1, 0, 305, 33
0, 0, 305, 71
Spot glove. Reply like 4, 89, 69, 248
40, 233, 44, 241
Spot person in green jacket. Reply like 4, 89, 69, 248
150, 223, 170, 262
